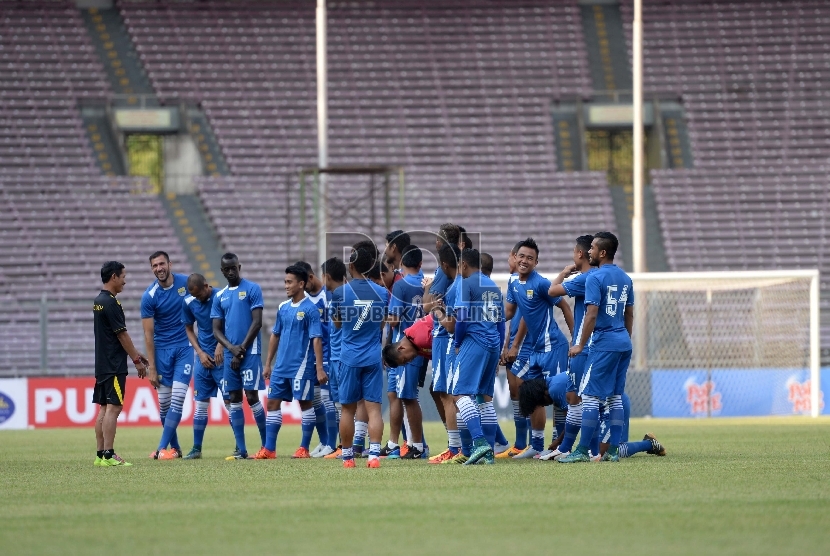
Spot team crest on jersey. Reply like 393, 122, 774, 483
296, 311, 305, 320
177, 287, 186, 296
526, 289, 533, 299
238, 291, 247, 300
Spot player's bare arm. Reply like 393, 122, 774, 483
185, 323, 214, 369
141, 317, 159, 387
552, 263, 578, 286
236, 306, 263, 359
624, 304, 634, 338
116, 330, 148, 379
507, 318, 527, 361
213, 343, 224, 367
313, 337, 327, 385
557, 298, 574, 339
569, 305, 597, 357
264, 333, 280, 381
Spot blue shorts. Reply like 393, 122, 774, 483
155, 346, 194, 387
598, 393, 631, 444
568, 354, 589, 394
395, 356, 424, 400
339, 361, 384, 405
223, 350, 264, 393
431, 336, 451, 394
528, 343, 568, 381
193, 355, 227, 402
450, 340, 500, 398
328, 360, 341, 403
268, 376, 314, 402
387, 366, 399, 394
509, 353, 531, 379
579, 349, 632, 399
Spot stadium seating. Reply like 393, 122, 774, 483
0, 1, 190, 374
121, 0, 617, 301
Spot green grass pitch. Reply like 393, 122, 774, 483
1, 418, 829, 555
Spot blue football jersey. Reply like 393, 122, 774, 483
584, 264, 634, 352
210, 278, 265, 354
389, 271, 424, 343
181, 287, 219, 353
506, 270, 568, 353
546, 372, 570, 410
271, 297, 323, 379
327, 292, 342, 362
507, 274, 525, 351
141, 273, 190, 349
562, 269, 595, 348
332, 278, 388, 367
306, 288, 330, 364
430, 267, 452, 339
454, 271, 504, 350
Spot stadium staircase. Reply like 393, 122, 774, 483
551, 106, 583, 172
580, 1, 632, 94
158, 193, 225, 284
186, 106, 230, 177
80, 104, 125, 176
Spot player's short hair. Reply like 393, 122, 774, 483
221, 252, 238, 263
517, 237, 539, 257
101, 261, 124, 283
385, 230, 410, 253
285, 264, 309, 285
187, 273, 207, 289
382, 343, 403, 368
350, 245, 376, 276
401, 244, 422, 268
461, 248, 480, 269
439, 243, 461, 269
480, 252, 494, 276
511, 241, 523, 255
576, 235, 594, 255
438, 223, 460, 247
293, 260, 314, 276
593, 231, 619, 259
518, 378, 548, 417
148, 250, 169, 262
458, 225, 473, 249
321, 257, 347, 282
366, 260, 383, 280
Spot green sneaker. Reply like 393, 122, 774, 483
558, 446, 591, 464
94, 456, 103, 466
463, 440, 494, 466
442, 451, 468, 464
483, 450, 495, 465
183, 448, 202, 460
101, 453, 133, 466
601, 446, 620, 462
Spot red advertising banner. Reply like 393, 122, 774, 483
27, 377, 302, 428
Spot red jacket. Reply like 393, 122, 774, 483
404, 314, 434, 360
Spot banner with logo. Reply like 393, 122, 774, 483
652, 368, 829, 417
0, 379, 28, 429
23, 377, 301, 428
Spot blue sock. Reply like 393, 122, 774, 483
249, 401, 266, 447
458, 418, 473, 457
300, 408, 316, 450
495, 422, 509, 446
590, 424, 600, 456
554, 408, 567, 440
457, 396, 484, 440
577, 396, 601, 452
341, 446, 354, 461
192, 400, 209, 449
511, 400, 527, 449
313, 391, 328, 447
265, 409, 282, 452
479, 401, 498, 449
229, 402, 247, 455
324, 399, 338, 448
560, 403, 582, 453
530, 429, 544, 451
158, 382, 187, 451
608, 395, 625, 448
619, 440, 651, 458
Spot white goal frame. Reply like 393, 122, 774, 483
491, 269, 821, 417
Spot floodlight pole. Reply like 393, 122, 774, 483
316, 0, 328, 270
632, 0, 645, 273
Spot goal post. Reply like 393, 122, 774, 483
491, 269, 822, 418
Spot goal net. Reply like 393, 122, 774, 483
492, 270, 822, 418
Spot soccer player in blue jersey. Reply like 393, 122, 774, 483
331, 244, 389, 468
211, 253, 266, 460
321, 257, 348, 459
181, 273, 225, 459
256, 265, 326, 459
294, 260, 333, 457
385, 244, 426, 459
537, 234, 596, 461
504, 238, 574, 459
141, 251, 193, 460
446, 248, 505, 465
560, 232, 635, 463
